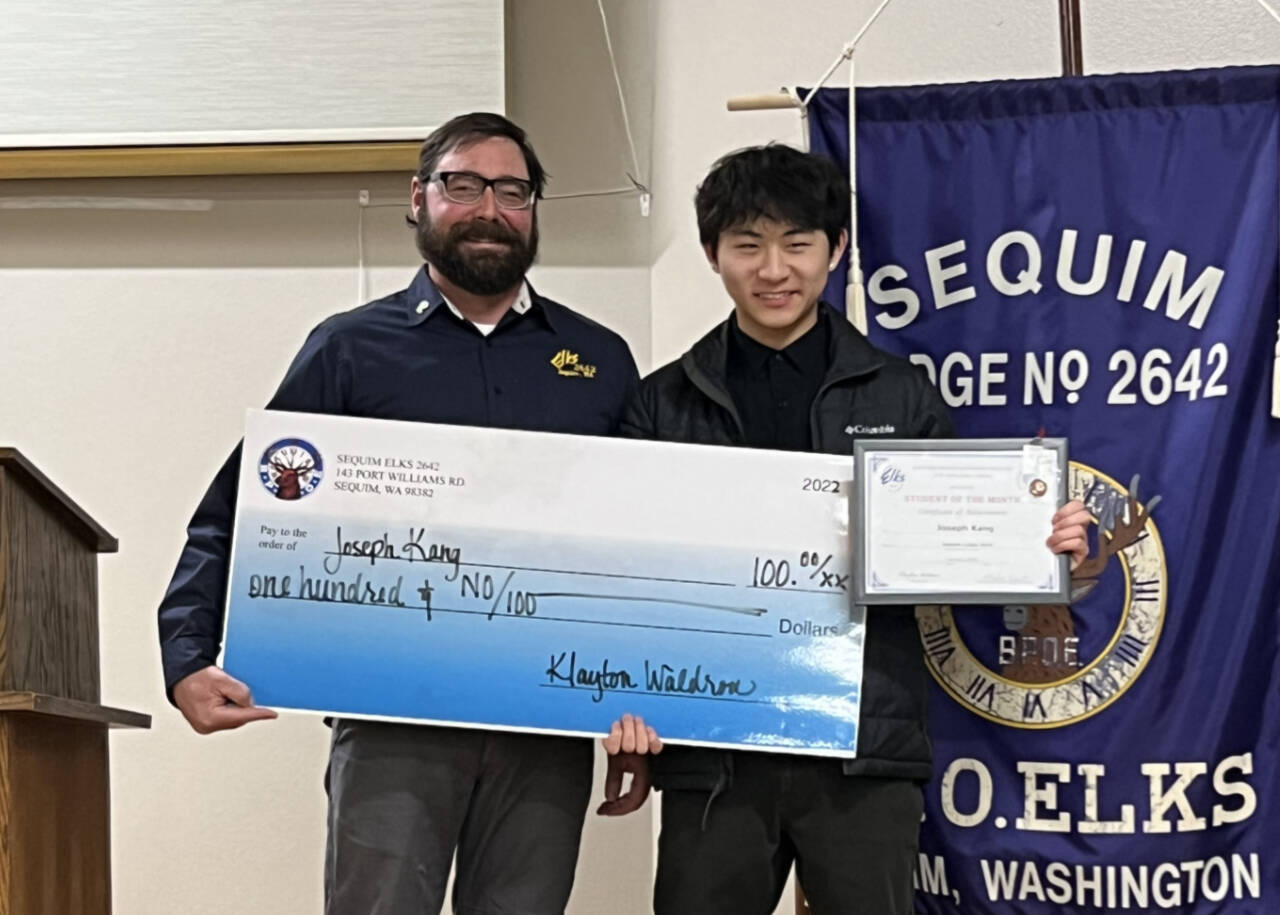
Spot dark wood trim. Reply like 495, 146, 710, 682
0, 141, 421, 180
1059, 0, 1084, 76
0, 450, 116, 552
0, 692, 150, 730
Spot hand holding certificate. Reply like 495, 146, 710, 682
853, 439, 1071, 604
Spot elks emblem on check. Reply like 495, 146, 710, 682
916, 462, 1167, 729
258, 438, 324, 501
550, 349, 597, 378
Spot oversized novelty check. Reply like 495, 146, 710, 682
222, 410, 863, 756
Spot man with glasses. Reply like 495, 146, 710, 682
158, 112, 640, 915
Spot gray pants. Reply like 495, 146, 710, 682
654, 753, 923, 915
324, 719, 594, 915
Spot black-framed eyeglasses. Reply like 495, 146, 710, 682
430, 171, 535, 210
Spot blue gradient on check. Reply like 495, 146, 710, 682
223, 515, 862, 754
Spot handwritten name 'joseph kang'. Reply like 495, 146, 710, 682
325, 525, 461, 576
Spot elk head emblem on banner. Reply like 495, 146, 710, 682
1001, 476, 1162, 683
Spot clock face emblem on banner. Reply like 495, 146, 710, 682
258, 438, 324, 501
916, 462, 1167, 728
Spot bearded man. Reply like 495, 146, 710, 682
157, 112, 639, 915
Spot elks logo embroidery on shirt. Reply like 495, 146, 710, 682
550, 349, 597, 378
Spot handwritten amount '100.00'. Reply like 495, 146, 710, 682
751, 552, 849, 593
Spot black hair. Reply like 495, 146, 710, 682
407, 112, 547, 226
695, 144, 849, 252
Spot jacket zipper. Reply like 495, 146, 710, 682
682, 357, 747, 441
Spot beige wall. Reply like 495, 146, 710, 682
1, 2, 1276, 913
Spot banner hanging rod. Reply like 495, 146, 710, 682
726, 92, 799, 112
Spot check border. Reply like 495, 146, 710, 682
851, 438, 1071, 605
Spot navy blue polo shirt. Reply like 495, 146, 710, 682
158, 267, 639, 694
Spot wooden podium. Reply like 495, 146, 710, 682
0, 449, 150, 915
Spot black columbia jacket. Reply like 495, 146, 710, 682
619, 307, 954, 789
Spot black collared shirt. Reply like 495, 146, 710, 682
726, 307, 832, 451
158, 267, 639, 693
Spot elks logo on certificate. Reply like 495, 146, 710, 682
222, 410, 864, 756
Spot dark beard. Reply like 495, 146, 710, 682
416, 215, 538, 296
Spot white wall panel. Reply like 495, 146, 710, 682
1, 0, 503, 146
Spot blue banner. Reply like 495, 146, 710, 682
809, 67, 1280, 913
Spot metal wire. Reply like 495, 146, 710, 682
799, 0, 897, 109
597, 0, 646, 189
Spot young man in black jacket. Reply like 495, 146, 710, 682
597, 145, 1090, 914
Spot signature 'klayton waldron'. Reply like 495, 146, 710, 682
545, 650, 758, 703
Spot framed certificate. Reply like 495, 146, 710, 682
852, 438, 1070, 605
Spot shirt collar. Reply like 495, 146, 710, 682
405, 266, 550, 330
728, 306, 830, 374
438, 283, 531, 325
